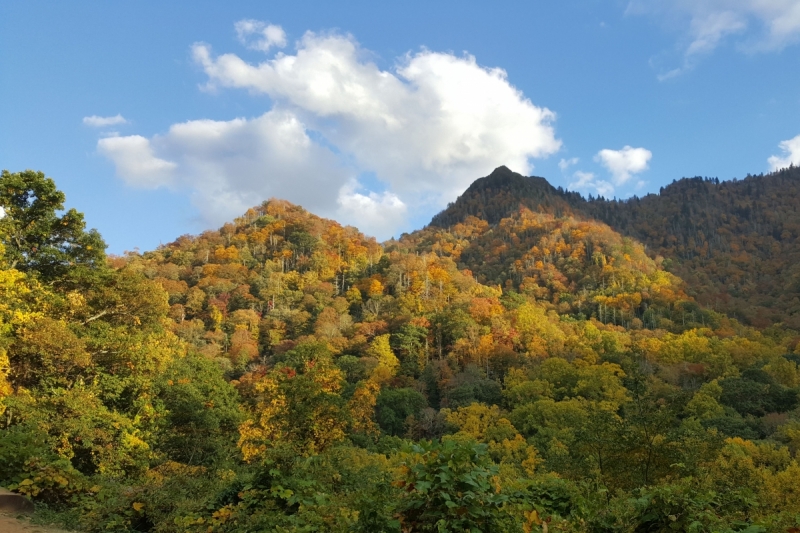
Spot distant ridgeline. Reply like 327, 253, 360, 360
429, 165, 800, 328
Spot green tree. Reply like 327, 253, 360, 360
0, 170, 106, 282
154, 353, 244, 466
396, 439, 509, 532
376, 388, 427, 436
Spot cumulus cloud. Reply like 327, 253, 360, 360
83, 114, 128, 127
100, 22, 561, 239
629, 0, 800, 78
569, 170, 615, 198
190, 30, 561, 199
768, 134, 800, 170
337, 180, 408, 238
234, 19, 287, 52
100, 110, 348, 223
97, 135, 176, 188
595, 146, 652, 185
561, 157, 615, 198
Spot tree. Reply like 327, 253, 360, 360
367, 334, 399, 384
375, 388, 427, 436
154, 353, 244, 466
238, 343, 349, 460
0, 170, 106, 281
396, 439, 509, 532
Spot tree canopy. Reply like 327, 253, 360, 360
0, 170, 106, 282
2, 169, 800, 532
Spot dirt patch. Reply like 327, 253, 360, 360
0, 512, 76, 533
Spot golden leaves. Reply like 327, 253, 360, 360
348, 379, 380, 436
367, 334, 399, 384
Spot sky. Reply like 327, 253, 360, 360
2, 1, 800, 254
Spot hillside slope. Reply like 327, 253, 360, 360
430, 165, 800, 328
4, 170, 800, 532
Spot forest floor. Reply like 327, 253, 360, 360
0, 512, 76, 533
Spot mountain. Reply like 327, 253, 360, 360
3, 169, 800, 532
430, 166, 576, 226
395, 200, 693, 332
430, 165, 800, 328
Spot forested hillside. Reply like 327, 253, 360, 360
430, 165, 800, 329
2, 169, 800, 532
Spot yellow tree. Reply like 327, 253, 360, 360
443, 403, 540, 475
344, 334, 400, 437
367, 334, 399, 384
238, 343, 348, 461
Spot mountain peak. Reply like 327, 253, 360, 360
429, 167, 571, 228
488, 165, 514, 176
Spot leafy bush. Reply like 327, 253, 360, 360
395, 439, 509, 532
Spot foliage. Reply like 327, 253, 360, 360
153, 354, 244, 466
395, 439, 510, 532
431, 165, 800, 329
0, 169, 106, 283
376, 388, 428, 436
2, 169, 800, 532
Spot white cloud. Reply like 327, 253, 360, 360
192, 29, 560, 200
99, 22, 561, 240
768, 134, 800, 170
559, 157, 579, 171
97, 135, 176, 188
99, 110, 348, 224
83, 114, 128, 127
234, 20, 287, 52
569, 170, 615, 198
685, 10, 747, 56
336, 180, 408, 237
629, 0, 800, 78
595, 146, 652, 185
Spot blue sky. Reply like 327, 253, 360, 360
2, 1, 799, 253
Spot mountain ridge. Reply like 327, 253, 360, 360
4, 168, 800, 531
427, 165, 800, 328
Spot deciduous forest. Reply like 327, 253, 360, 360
432, 165, 800, 329
2, 168, 800, 532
